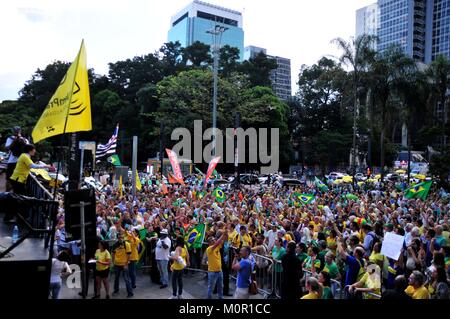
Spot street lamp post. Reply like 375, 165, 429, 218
207, 25, 228, 156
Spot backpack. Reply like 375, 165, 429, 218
9, 136, 26, 157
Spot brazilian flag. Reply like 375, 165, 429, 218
185, 224, 206, 249
293, 192, 314, 205
107, 154, 121, 166
314, 177, 329, 192
213, 187, 226, 203
405, 180, 432, 200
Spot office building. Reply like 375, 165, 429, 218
425, 0, 450, 62
356, 3, 379, 39
244, 46, 292, 101
268, 56, 292, 101
168, 0, 244, 60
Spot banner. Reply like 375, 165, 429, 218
135, 171, 142, 191
205, 156, 221, 184
32, 40, 92, 143
165, 148, 184, 184
119, 175, 123, 197
380, 232, 404, 261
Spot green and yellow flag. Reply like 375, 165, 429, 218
185, 224, 206, 249
107, 154, 121, 166
32, 40, 92, 143
293, 192, 314, 205
405, 180, 432, 200
213, 187, 226, 203
135, 172, 142, 191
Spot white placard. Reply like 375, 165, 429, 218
381, 232, 404, 261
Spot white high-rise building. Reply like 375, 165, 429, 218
355, 3, 379, 39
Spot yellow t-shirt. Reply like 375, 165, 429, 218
127, 235, 139, 261
171, 247, 188, 271
327, 237, 337, 253
229, 230, 239, 247
239, 233, 252, 247
405, 285, 430, 299
10, 153, 33, 183
206, 244, 222, 272
301, 292, 319, 299
95, 249, 111, 271
360, 272, 381, 299
369, 252, 385, 265
113, 241, 131, 266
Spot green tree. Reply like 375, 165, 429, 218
333, 34, 376, 175
426, 55, 450, 151
182, 41, 212, 67
219, 45, 240, 77
239, 52, 277, 87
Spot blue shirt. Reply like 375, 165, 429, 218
236, 258, 252, 289
344, 255, 362, 286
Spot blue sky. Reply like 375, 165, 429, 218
0, 0, 375, 101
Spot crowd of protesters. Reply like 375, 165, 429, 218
48, 170, 449, 300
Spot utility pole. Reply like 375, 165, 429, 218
207, 24, 228, 157
159, 121, 164, 176
131, 136, 138, 197
234, 112, 240, 188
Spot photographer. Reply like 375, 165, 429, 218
232, 246, 252, 299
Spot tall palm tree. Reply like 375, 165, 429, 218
370, 45, 416, 179
333, 34, 376, 179
426, 55, 450, 151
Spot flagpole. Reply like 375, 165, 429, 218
49, 39, 85, 295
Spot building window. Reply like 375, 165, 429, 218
173, 12, 188, 27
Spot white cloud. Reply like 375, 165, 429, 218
0, 0, 375, 101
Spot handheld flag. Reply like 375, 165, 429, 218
185, 224, 206, 249
97, 124, 119, 159
161, 179, 168, 195
107, 154, 121, 166
404, 180, 432, 200
135, 172, 142, 191
345, 194, 359, 201
32, 40, 91, 143
205, 156, 221, 184
197, 191, 206, 200
292, 192, 314, 205
119, 175, 123, 197
314, 177, 329, 192
213, 187, 226, 203
165, 149, 184, 184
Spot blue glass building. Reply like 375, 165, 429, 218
168, 0, 244, 60
377, 0, 426, 61
425, 0, 450, 62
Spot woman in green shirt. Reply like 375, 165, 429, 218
318, 271, 334, 299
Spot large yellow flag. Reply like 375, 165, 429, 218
135, 172, 142, 191
32, 40, 92, 143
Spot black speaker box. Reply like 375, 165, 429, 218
64, 188, 96, 241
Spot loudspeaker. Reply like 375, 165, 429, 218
64, 188, 96, 241
114, 166, 129, 183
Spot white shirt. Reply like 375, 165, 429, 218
50, 258, 71, 284
155, 237, 171, 261
301, 227, 311, 245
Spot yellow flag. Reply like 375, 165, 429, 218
119, 175, 123, 197
136, 172, 142, 191
32, 40, 92, 143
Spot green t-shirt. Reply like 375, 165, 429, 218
323, 261, 340, 279
322, 286, 333, 299
272, 247, 286, 272
297, 252, 308, 265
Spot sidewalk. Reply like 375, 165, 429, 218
59, 270, 264, 299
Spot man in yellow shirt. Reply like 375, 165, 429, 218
112, 232, 133, 297
238, 226, 252, 248
301, 277, 321, 299
10, 144, 52, 194
126, 229, 140, 289
405, 271, 430, 299
206, 231, 227, 299
228, 223, 240, 248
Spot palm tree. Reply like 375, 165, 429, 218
370, 45, 416, 179
426, 55, 450, 151
332, 34, 376, 179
